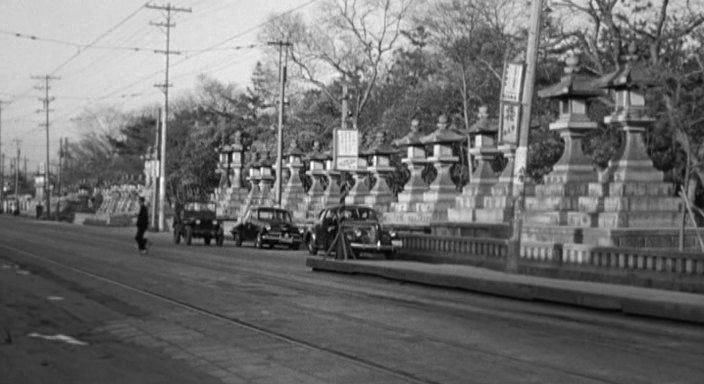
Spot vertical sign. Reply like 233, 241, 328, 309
499, 62, 525, 145
335, 129, 359, 170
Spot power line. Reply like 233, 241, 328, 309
7, 4, 146, 105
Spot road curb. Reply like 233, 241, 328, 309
306, 258, 704, 324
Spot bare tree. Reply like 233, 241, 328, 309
261, 0, 415, 129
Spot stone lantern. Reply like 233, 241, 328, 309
246, 153, 262, 206
393, 118, 427, 205
419, 114, 465, 205
537, 52, 603, 184
573, 42, 682, 230
522, 53, 603, 226
281, 140, 306, 211
258, 152, 275, 206
361, 131, 397, 210
596, 42, 659, 182
298, 141, 328, 219
448, 106, 500, 223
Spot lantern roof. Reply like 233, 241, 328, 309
392, 119, 425, 147
420, 114, 465, 144
307, 141, 328, 161
595, 42, 659, 90
361, 131, 398, 156
538, 52, 603, 99
258, 152, 274, 167
466, 106, 499, 135
284, 139, 305, 157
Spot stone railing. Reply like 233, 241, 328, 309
398, 235, 704, 292
399, 233, 507, 270
519, 241, 704, 292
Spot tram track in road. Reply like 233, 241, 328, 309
0, 242, 445, 384
3, 220, 704, 383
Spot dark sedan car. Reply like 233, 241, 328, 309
231, 206, 304, 249
305, 204, 402, 258
173, 202, 225, 246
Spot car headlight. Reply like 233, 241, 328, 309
388, 230, 397, 238
265, 224, 271, 231
298, 228, 305, 234
195, 219, 201, 225
353, 228, 363, 238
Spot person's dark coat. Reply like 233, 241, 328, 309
137, 205, 149, 230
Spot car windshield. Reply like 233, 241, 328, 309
257, 209, 292, 222
339, 207, 378, 221
184, 202, 215, 212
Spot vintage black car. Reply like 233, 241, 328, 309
305, 204, 402, 258
173, 202, 225, 246
231, 206, 304, 249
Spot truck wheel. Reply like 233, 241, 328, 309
216, 234, 224, 246
173, 228, 181, 244
255, 232, 264, 249
185, 227, 193, 245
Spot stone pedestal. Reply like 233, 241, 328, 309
344, 158, 370, 205
297, 147, 327, 220
474, 145, 518, 223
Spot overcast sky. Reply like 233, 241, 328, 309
0, 0, 316, 172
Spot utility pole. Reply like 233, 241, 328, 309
33, 74, 60, 219
268, 40, 291, 207
0, 100, 8, 209
58, 137, 63, 197
507, 0, 544, 272
23, 156, 27, 182
152, 109, 160, 230
147, 2, 191, 231
13, 139, 20, 202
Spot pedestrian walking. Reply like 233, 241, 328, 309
135, 197, 149, 254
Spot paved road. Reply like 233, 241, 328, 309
1, 215, 703, 384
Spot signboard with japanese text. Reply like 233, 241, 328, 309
335, 129, 359, 171
499, 61, 525, 145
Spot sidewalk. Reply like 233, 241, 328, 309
306, 257, 704, 324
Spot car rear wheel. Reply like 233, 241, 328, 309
185, 227, 193, 246
173, 229, 181, 244
233, 232, 242, 247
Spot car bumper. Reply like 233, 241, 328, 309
262, 234, 302, 244
350, 240, 402, 252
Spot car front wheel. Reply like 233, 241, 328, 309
233, 232, 242, 247
173, 229, 181, 244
